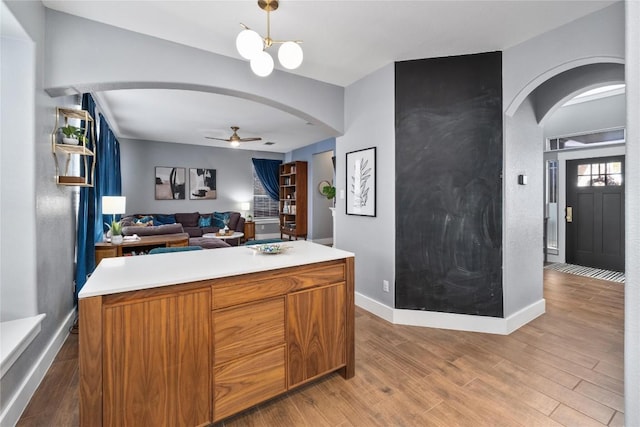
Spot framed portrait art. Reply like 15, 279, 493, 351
155, 167, 186, 200
346, 147, 376, 217
189, 168, 217, 199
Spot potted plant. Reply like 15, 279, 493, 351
60, 125, 87, 145
322, 184, 336, 205
105, 220, 123, 244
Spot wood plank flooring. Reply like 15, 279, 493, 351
17, 269, 624, 426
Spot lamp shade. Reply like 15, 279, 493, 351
240, 202, 251, 212
102, 196, 126, 215
236, 29, 263, 60
278, 41, 303, 70
250, 51, 274, 77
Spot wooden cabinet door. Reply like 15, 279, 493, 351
103, 288, 211, 427
287, 283, 346, 387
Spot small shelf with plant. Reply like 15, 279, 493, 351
51, 107, 96, 187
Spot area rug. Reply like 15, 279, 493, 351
544, 263, 625, 284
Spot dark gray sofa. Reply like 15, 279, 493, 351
121, 211, 246, 248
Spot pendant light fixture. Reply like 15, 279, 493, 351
236, 0, 303, 77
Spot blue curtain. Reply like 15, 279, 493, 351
75, 94, 121, 299
252, 158, 282, 201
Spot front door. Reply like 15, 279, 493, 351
566, 156, 625, 272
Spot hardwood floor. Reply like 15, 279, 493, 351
17, 269, 624, 426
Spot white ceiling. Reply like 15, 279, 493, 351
41, 0, 616, 153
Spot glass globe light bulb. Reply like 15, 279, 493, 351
278, 41, 303, 70
236, 29, 263, 60
250, 51, 274, 77
230, 140, 240, 147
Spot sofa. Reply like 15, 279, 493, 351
120, 211, 246, 248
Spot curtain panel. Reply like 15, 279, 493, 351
75, 94, 122, 299
252, 158, 282, 201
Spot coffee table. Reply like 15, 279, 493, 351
203, 232, 244, 246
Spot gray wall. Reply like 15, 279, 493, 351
120, 138, 283, 216
312, 150, 334, 241
543, 93, 626, 138
44, 9, 344, 137
503, 98, 544, 317
625, 2, 640, 423
624, 1, 640, 426
336, 63, 395, 307
1, 0, 76, 421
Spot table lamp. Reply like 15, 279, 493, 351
240, 202, 251, 219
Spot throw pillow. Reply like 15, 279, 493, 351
154, 214, 176, 225
213, 212, 226, 229
134, 215, 154, 226
198, 215, 212, 227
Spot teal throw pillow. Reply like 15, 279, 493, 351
198, 215, 212, 227
213, 212, 227, 229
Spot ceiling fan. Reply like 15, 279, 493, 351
205, 126, 262, 147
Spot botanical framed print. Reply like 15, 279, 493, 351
189, 168, 217, 199
346, 147, 376, 217
155, 167, 186, 200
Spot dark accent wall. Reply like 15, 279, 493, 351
395, 52, 503, 317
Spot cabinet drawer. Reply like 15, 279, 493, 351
213, 298, 284, 365
212, 262, 345, 309
214, 346, 286, 422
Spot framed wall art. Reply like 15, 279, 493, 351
189, 168, 217, 199
346, 147, 376, 217
155, 166, 186, 200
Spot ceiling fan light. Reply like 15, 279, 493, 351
250, 51, 274, 77
236, 29, 263, 60
278, 41, 303, 70
230, 140, 240, 147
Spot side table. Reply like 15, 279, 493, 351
243, 221, 255, 242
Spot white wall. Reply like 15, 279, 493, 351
1, 6, 37, 321
119, 138, 283, 215
624, 1, 640, 424
1, 1, 77, 424
503, 98, 544, 317
336, 63, 395, 307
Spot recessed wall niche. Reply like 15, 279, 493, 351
395, 51, 503, 317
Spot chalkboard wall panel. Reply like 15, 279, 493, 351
395, 52, 503, 317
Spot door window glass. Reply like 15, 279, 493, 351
577, 161, 623, 187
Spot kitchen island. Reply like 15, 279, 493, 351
78, 241, 355, 426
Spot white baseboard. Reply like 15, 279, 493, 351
0, 308, 76, 427
505, 299, 546, 334
355, 292, 394, 322
355, 292, 546, 335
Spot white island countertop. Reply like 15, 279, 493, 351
79, 240, 354, 298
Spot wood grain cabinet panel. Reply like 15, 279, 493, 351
287, 283, 346, 387
214, 346, 286, 422
213, 298, 285, 365
102, 288, 211, 427
212, 262, 345, 309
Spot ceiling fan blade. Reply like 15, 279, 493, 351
205, 136, 231, 142
238, 137, 262, 142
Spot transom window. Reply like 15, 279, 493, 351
577, 161, 622, 187
547, 128, 625, 151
